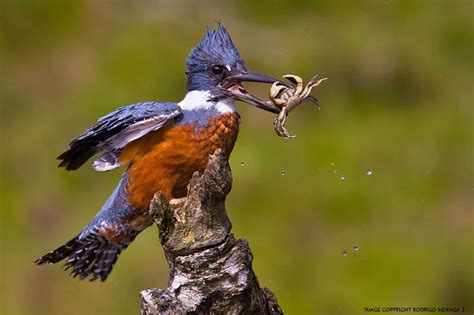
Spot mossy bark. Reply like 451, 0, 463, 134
140, 150, 283, 315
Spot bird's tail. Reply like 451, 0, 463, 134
34, 233, 130, 281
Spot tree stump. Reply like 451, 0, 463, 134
140, 149, 283, 315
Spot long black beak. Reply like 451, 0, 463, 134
221, 71, 285, 114
222, 71, 283, 86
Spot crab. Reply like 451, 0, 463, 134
269, 74, 327, 138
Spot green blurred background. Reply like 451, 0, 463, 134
1, 1, 473, 314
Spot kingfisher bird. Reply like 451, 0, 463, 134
35, 25, 282, 281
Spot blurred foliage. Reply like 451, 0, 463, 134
1, 1, 473, 314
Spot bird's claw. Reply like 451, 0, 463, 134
268, 74, 327, 138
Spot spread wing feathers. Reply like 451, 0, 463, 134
57, 102, 182, 171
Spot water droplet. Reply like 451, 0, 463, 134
366, 169, 373, 175
340, 175, 345, 180
331, 162, 335, 166
334, 170, 339, 174
342, 250, 347, 256
280, 170, 286, 176
353, 244, 359, 251
240, 161, 245, 167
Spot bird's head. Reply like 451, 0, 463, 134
185, 24, 282, 113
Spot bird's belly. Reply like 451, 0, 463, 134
123, 113, 239, 209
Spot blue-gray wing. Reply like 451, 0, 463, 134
58, 102, 182, 171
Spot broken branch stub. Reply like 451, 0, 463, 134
140, 149, 283, 315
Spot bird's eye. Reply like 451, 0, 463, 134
210, 65, 225, 75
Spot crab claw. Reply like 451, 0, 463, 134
283, 74, 303, 95
269, 82, 286, 98
269, 82, 287, 106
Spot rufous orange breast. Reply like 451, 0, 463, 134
121, 112, 239, 210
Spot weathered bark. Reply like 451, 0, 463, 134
140, 150, 283, 315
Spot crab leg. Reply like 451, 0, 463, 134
273, 107, 295, 138
285, 76, 327, 113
